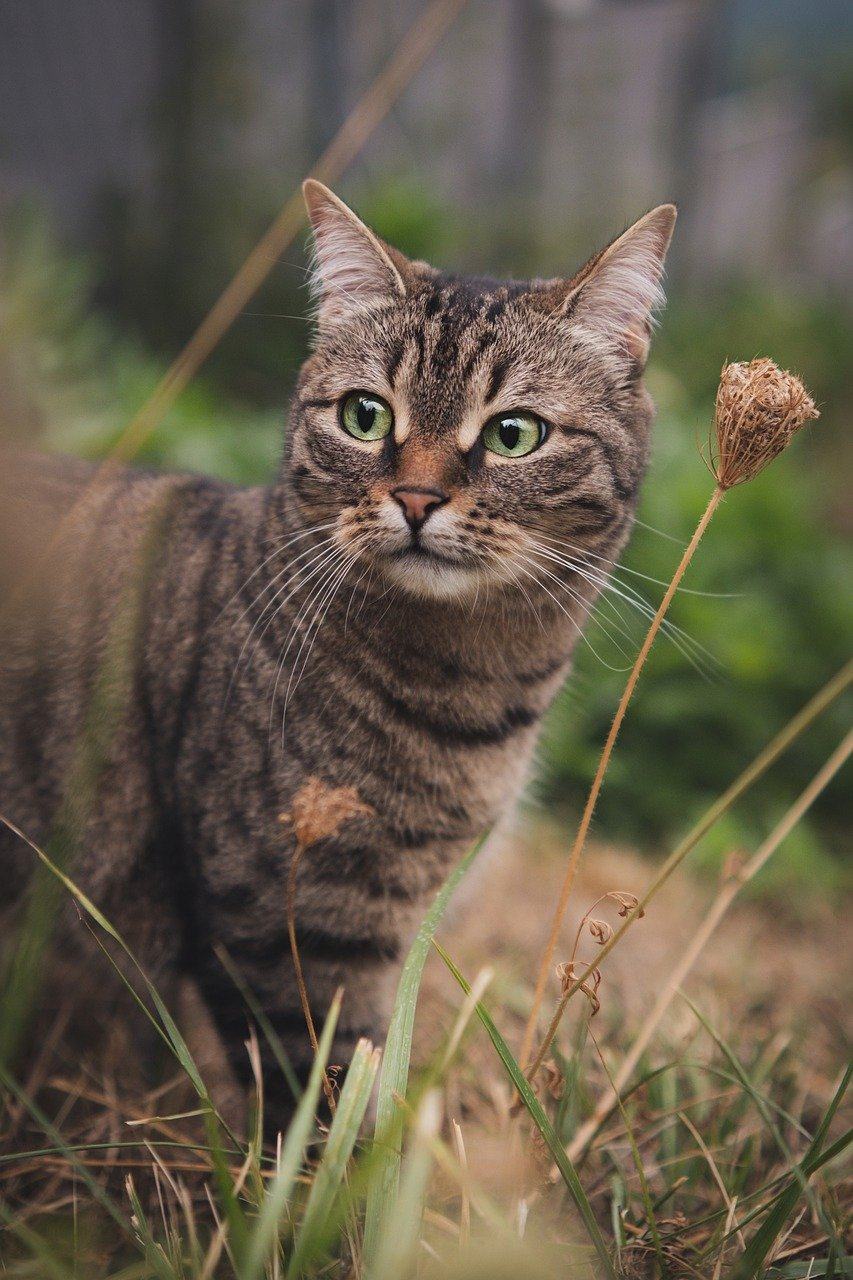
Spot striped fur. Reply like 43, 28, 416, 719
0, 187, 674, 1123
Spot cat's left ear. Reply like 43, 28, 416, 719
560, 204, 677, 363
303, 180, 408, 326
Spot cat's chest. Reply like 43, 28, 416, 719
275, 634, 562, 844
292, 653, 545, 808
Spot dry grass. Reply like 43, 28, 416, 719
1, 813, 849, 1277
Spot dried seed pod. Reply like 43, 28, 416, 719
711, 357, 819, 490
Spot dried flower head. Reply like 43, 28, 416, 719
711, 357, 818, 490
279, 775, 374, 849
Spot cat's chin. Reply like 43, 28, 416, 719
379, 549, 487, 601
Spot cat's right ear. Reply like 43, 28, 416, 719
557, 204, 677, 364
302, 180, 407, 327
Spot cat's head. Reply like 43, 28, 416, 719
286, 181, 675, 601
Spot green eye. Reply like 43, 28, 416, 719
482, 412, 546, 458
340, 392, 394, 442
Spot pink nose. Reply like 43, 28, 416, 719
391, 486, 449, 532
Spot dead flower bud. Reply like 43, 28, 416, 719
609, 891, 644, 919
711, 358, 818, 490
556, 960, 602, 1016
588, 918, 613, 945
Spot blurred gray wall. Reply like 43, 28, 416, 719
0, 0, 850, 289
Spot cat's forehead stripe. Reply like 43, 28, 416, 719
385, 341, 405, 390
484, 357, 510, 405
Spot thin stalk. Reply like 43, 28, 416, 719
565, 729, 852, 1162
286, 843, 336, 1114
519, 486, 724, 1070
525, 657, 853, 1082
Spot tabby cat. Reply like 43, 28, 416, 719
0, 182, 675, 1122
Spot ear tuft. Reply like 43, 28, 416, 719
302, 180, 406, 326
564, 204, 677, 362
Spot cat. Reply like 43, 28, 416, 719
0, 181, 675, 1124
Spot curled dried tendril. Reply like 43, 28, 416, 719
541, 1058, 565, 1100
549, 889, 646, 1028
608, 891, 644, 919
587, 918, 614, 946
556, 960, 602, 1016
709, 357, 819, 490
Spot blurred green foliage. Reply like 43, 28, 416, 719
1, 196, 849, 892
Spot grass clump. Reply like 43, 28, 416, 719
1, 667, 849, 1277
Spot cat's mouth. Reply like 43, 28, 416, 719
375, 538, 488, 599
390, 543, 466, 569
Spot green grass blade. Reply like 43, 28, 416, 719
362, 829, 488, 1266
434, 940, 616, 1280
285, 1038, 380, 1278
205, 1110, 252, 1267
767, 1260, 853, 1278
124, 1176, 180, 1280
729, 1066, 851, 1280
214, 943, 303, 1102
729, 1127, 853, 1278
0, 1195, 77, 1280
590, 1035, 666, 1273
0, 1138, 246, 1166
366, 1089, 441, 1280
242, 991, 341, 1280
683, 993, 837, 1247
0, 815, 246, 1148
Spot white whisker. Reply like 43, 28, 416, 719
265, 551, 350, 737
526, 536, 720, 677
516, 551, 635, 662
275, 540, 370, 742
228, 533, 339, 638
282, 551, 359, 730
510, 554, 631, 673
225, 539, 346, 707
215, 520, 338, 625
534, 530, 737, 598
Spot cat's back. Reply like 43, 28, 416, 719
0, 447, 254, 896
0, 448, 169, 600
1, 448, 93, 593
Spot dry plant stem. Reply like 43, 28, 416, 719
285, 845, 336, 1115
712, 1195, 741, 1280
564, 728, 853, 1162
679, 1111, 744, 1250
451, 1120, 471, 1247
525, 656, 853, 1083
519, 486, 724, 1071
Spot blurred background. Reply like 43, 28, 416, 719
0, 0, 850, 892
